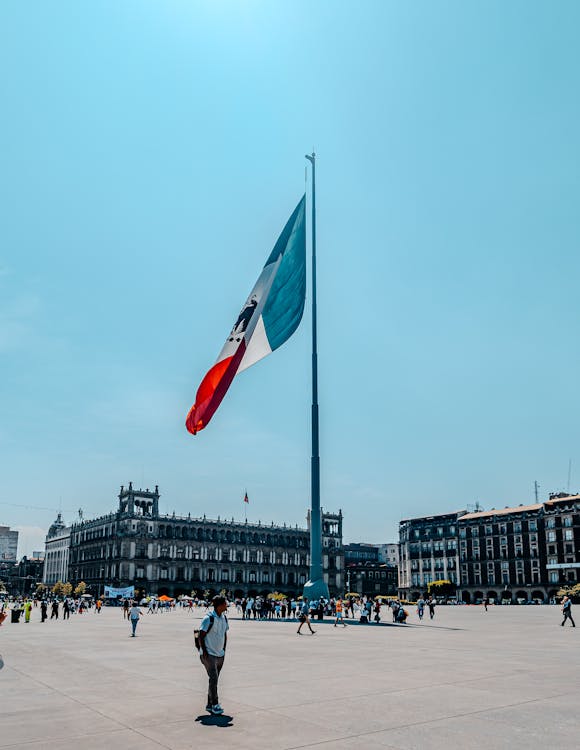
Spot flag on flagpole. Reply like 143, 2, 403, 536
186, 196, 306, 435
244, 492, 249, 504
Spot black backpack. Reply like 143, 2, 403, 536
194, 613, 228, 651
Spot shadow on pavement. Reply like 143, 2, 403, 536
195, 714, 234, 727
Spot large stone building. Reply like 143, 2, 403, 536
543, 493, 580, 590
0, 525, 18, 561
43, 513, 71, 585
456, 504, 543, 603
68, 483, 344, 598
398, 510, 463, 598
398, 494, 580, 603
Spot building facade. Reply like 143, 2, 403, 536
399, 494, 580, 603
543, 493, 580, 591
346, 561, 398, 597
456, 504, 544, 604
43, 513, 72, 585
377, 543, 400, 566
0, 525, 18, 561
398, 511, 464, 599
68, 484, 345, 598
344, 543, 379, 563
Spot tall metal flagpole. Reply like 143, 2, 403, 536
303, 152, 330, 603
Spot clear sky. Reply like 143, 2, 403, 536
1, 2, 579, 557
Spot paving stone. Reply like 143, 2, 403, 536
0, 604, 578, 749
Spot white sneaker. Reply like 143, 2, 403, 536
211, 704, 224, 715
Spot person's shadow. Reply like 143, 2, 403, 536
195, 714, 233, 727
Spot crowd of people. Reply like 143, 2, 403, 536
0, 595, 103, 625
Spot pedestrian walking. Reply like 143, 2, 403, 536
197, 595, 229, 716
561, 595, 576, 627
417, 597, 425, 620
297, 599, 315, 635
40, 600, 48, 622
50, 601, 59, 620
24, 600, 32, 623
129, 601, 144, 636
483, 596, 489, 611
427, 597, 436, 620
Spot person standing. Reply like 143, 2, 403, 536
334, 598, 347, 627
561, 595, 576, 627
297, 599, 315, 635
129, 601, 144, 636
123, 599, 130, 620
24, 600, 32, 623
63, 599, 70, 620
483, 596, 489, 612
40, 600, 48, 622
198, 596, 229, 716
50, 601, 59, 620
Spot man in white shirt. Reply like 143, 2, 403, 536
129, 602, 144, 637
198, 596, 229, 715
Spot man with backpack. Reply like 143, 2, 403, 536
196, 596, 229, 715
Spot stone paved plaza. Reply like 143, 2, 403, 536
0, 604, 578, 749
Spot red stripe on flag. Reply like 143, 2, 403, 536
186, 339, 247, 435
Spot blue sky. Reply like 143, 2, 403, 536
1, 1, 579, 556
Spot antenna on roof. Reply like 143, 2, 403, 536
534, 481, 539, 503
567, 459, 572, 494
78, 508, 83, 522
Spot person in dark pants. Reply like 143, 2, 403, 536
50, 601, 59, 620
41, 600, 48, 622
198, 596, 229, 716
561, 596, 575, 627
427, 597, 436, 620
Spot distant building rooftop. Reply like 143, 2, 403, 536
460, 503, 542, 521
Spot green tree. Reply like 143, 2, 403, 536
35, 583, 47, 596
427, 580, 456, 598
557, 583, 580, 603
52, 581, 65, 596
74, 581, 86, 596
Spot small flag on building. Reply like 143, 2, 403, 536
244, 491, 249, 504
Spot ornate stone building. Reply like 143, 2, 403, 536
68, 483, 344, 598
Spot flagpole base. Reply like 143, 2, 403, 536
302, 577, 329, 602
